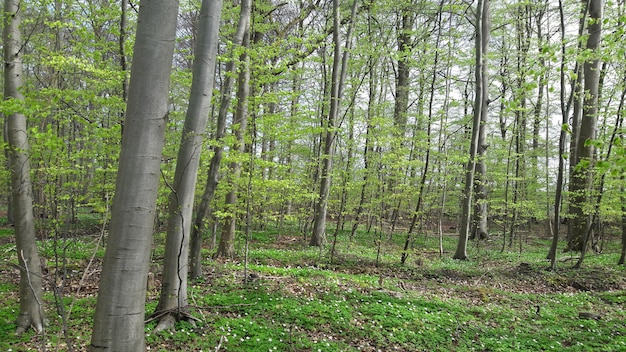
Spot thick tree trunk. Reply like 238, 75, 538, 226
454, 0, 489, 260
153, 0, 222, 332
4, 0, 46, 334
89, 0, 179, 349
569, 0, 602, 253
189, 0, 251, 277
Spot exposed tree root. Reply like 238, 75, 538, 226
147, 307, 199, 334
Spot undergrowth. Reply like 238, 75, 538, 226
1, 221, 625, 351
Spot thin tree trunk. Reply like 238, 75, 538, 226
216, 23, 250, 258
618, 77, 626, 265
401, 0, 445, 264
152, 0, 222, 332
472, 0, 492, 241
454, 0, 489, 260
189, 0, 251, 278
4, 0, 46, 334
119, 0, 128, 104
349, 58, 376, 241
549, 0, 580, 265
617, 182, 626, 265
331, 109, 354, 263
89, 0, 179, 348
566, 1, 590, 250
310, 0, 357, 246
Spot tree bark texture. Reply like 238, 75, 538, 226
566, 1, 589, 250
311, 0, 356, 246
472, 0, 490, 241
154, 0, 222, 331
89, 0, 179, 349
189, 0, 251, 277
454, 0, 489, 260
4, 0, 46, 334
568, 0, 603, 252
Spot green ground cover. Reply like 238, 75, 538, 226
1, 222, 625, 351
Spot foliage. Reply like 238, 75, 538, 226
2, 222, 625, 351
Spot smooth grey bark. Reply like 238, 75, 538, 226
310, 0, 357, 247
566, 1, 589, 250
3, 120, 14, 225
569, 0, 603, 253
471, 0, 491, 241
216, 23, 250, 258
454, 0, 489, 260
89, 0, 179, 349
153, 0, 222, 332
4, 0, 46, 334
189, 0, 251, 278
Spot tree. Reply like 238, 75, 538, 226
454, 0, 490, 260
568, 0, 603, 253
89, 0, 179, 349
471, 62, 489, 241
153, 0, 223, 332
190, 0, 251, 273
310, 0, 357, 247
4, 0, 46, 334
216, 18, 250, 258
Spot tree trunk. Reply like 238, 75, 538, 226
568, 0, 602, 253
548, 0, 569, 267
618, 83, 626, 265
189, 0, 251, 278
89, 0, 179, 349
401, 0, 446, 264
216, 23, 250, 258
3, 120, 14, 225
454, 0, 489, 260
153, 0, 222, 332
310, 0, 356, 247
566, 1, 590, 251
350, 58, 376, 241
4, 0, 46, 334
472, 0, 491, 241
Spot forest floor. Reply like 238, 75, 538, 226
1, 218, 625, 351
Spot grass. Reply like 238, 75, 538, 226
1, 220, 625, 351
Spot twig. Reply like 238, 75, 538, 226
215, 335, 225, 352
473, 268, 492, 286
189, 290, 207, 324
